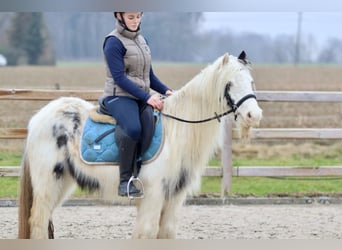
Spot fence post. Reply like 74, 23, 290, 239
221, 118, 233, 197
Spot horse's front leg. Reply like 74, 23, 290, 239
133, 187, 164, 239
157, 191, 187, 239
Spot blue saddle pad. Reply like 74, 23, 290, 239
80, 112, 163, 164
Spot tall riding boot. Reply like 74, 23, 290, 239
115, 126, 141, 197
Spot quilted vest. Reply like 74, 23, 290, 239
102, 22, 152, 99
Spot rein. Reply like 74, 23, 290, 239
161, 89, 257, 124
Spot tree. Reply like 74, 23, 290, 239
272, 35, 296, 63
7, 12, 51, 65
142, 13, 203, 62
317, 38, 342, 63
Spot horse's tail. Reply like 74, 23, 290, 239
18, 152, 33, 239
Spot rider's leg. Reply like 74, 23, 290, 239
115, 126, 141, 196
104, 96, 142, 196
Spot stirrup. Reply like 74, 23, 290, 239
127, 176, 144, 199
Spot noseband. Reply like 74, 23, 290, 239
161, 82, 257, 124
224, 81, 257, 121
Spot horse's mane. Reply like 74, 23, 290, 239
163, 53, 241, 119
161, 54, 245, 194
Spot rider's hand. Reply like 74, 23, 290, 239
147, 94, 164, 111
165, 90, 173, 96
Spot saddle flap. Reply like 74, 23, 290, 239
80, 112, 164, 165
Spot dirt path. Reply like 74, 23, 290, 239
1, 204, 342, 239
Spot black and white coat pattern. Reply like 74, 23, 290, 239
18, 52, 262, 239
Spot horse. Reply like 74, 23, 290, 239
18, 51, 262, 239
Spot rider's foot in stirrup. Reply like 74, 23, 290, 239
118, 181, 142, 197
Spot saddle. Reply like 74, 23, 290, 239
80, 99, 164, 165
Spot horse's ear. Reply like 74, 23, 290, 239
238, 51, 250, 65
238, 51, 246, 61
221, 53, 229, 65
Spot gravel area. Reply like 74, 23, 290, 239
1, 204, 342, 239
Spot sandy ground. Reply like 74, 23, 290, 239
1, 204, 342, 239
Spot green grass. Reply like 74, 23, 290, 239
0, 177, 19, 198
0, 176, 96, 199
0, 151, 21, 166
1, 151, 342, 198
201, 176, 342, 197
3, 175, 341, 199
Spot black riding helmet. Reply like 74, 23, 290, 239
113, 12, 142, 32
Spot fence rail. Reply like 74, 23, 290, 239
1, 88, 342, 195
0, 88, 101, 101
2, 165, 342, 178
2, 88, 342, 102
2, 127, 342, 140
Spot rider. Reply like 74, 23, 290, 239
101, 12, 173, 197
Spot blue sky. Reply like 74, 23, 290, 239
202, 12, 342, 48
2, 0, 342, 12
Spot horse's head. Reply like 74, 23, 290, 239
217, 51, 263, 138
